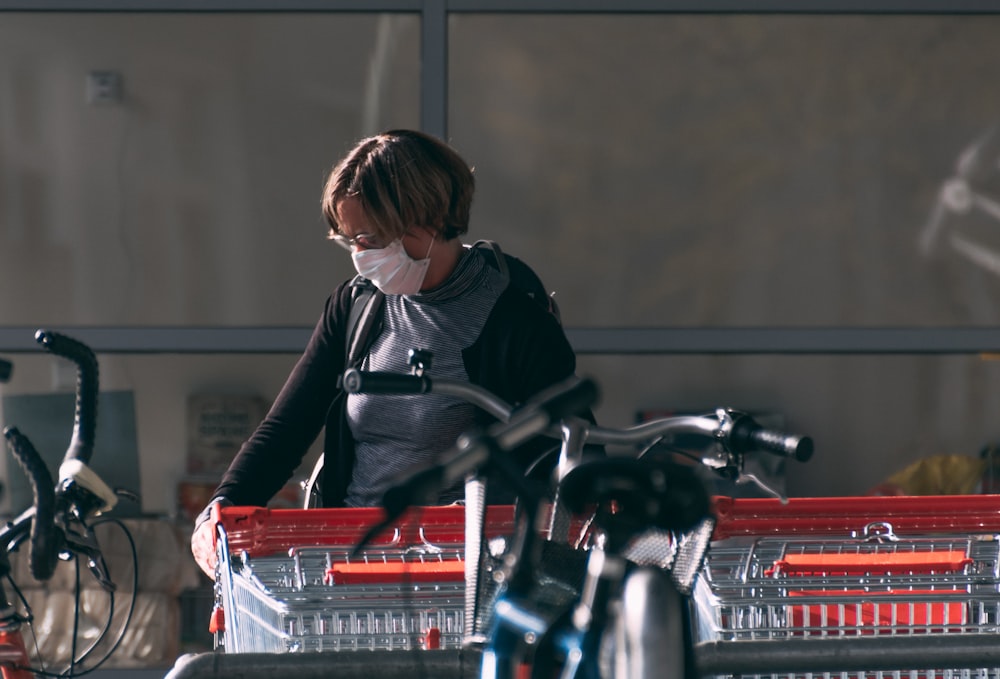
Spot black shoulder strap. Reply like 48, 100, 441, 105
345, 277, 385, 367
472, 239, 561, 323
471, 239, 509, 278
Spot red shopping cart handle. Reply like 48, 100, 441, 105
712, 495, 1000, 539
766, 550, 972, 576
214, 504, 516, 558
324, 560, 466, 585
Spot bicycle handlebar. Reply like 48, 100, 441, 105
1, 330, 114, 584
389, 375, 597, 514
35, 329, 99, 466
351, 375, 600, 552
341, 369, 430, 395
343, 369, 814, 467
3, 426, 59, 581
341, 368, 513, 421
730, 414, 813, 462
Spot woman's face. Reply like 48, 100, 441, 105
334, 196, 435, 258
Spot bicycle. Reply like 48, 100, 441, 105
339, 353, 813, 679
0, 330, 139, 679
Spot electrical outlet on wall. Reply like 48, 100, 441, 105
86, 70, 123, 104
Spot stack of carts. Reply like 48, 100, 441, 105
695, 494, 1000, 678
210, 504, 515, 655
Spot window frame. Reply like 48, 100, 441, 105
1, 0, 997, 355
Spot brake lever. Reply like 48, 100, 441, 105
698, 441, 740, 479
696, 409, 742, 479
58, 459, 119, 517
735, 472, 788, 504
58, 514, 116, 592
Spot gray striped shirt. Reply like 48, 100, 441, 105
343, 248, 508, 507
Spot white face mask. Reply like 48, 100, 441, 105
351, 238, 432, 295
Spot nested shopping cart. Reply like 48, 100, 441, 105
209, 504, 516, 654
696, 494, 1000, 679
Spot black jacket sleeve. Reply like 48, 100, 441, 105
210, 284, 353, 507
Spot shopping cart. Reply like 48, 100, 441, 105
695, 494, 1000, 679
210, 504, 516, 654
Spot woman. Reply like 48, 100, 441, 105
190, 129, 582, 577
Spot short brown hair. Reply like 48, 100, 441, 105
322, 129, 475, 243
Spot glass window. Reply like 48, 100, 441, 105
0, 12, 420, 326
450, 13, 1000, 328
4, 349, 996, 516
0, 351, 310, 518
578, 352, 1000, 498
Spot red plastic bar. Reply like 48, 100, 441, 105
766, 551, 972, 576
215, 504, 516, 558
712, 495, 1000, 540
324, 560, 466, 584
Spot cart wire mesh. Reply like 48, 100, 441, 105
696, 495, 1000, 679
218, 541, 466, 653
211, 504, 516, 654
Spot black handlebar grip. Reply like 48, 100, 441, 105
0, 357, 11, 383
731, 416, 814, 462
751, 428, 814, 462
4, 426, 59, 582
35, 330, 98, 465
341, 369, 431, 395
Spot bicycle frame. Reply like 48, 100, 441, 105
477, 411, 807, 679
341, 365, 812, 679
0, 628, 32, 679
0, 330, 133, 679
0, 532, 34, 679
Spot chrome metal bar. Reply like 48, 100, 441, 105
2, 1, 998, 12
164, 649, 478, 679
696, 635, 1000, 676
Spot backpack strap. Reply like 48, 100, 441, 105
345, 277, 385, 368
309, 278, 385, 509
471, 239, 509, 278
471, 239, 561, 323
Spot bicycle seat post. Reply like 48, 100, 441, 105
548, 418, 588, 542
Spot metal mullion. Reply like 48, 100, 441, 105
3, 1, 1000, 11
0, 1, 423, 10
421, 0, 448, 139
444, 0, 1000, 12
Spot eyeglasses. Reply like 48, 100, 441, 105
332, 232, 384, 251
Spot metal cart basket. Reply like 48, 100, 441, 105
210, 504, 515, 654
696, 494, 1000, 679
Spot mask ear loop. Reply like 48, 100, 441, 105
420, 231, 435, 261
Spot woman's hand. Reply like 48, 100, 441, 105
191, 503, 221, 578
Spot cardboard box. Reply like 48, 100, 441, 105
186, 393, 268, 475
